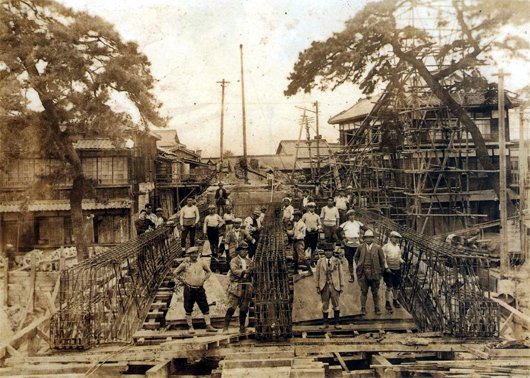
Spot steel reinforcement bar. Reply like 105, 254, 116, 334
254, 203, 293, 340
356, 209, 499, 337
50, 225, 181, 349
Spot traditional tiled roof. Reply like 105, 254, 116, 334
328, 97, 381, 125
0, 199, 132, 213
73, 139, 121, 150
275, 139, 338, 157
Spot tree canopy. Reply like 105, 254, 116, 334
0, 0, 165, 259
285, 0, 530, 194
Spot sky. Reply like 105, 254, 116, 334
58, 0, 530, 155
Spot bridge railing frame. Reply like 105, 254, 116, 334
50, 225, 181, 349
357, 209, 499, 338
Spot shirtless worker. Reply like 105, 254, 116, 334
174, 246, 218, 334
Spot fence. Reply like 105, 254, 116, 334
50, 224, 181, 349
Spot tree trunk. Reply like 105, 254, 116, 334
71, 174, 89, 261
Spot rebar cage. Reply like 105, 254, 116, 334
50, 225, 181, 349
357, 209, 499, 337
253, 203, 293, 340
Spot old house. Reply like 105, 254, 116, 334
0, 132, 159, 262
328, 91, 519, 234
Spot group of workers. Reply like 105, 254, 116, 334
167, 183, 406, 334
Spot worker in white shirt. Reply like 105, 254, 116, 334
281, 197, 294, 225
154, 208, 166, 228
337, 210, 367, 282
292, 210, 313, 275
258, 206, 267, 225
320, 197, 340, 243
382, 231, 404, 313
301, 202, 321, 264
334, 189, 349, 224
144, 203, 158, 226
203, 205, 224, 258
179, 198, 200, 249
345, 185, 355, 207
222, 205, 235, 232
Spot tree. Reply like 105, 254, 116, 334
285, 0, 530, 195
0, 0, 164, 260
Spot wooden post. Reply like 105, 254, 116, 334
291, 112, 305, 180
29, 253, 36, 313
498, 70, 509, 276
519, 108, 528, 261
3, 256, 8, 307
239, 44, 249, 184
217, 79, 229, 167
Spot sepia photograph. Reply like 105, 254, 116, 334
0, 0, 529, 376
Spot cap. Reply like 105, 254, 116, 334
346, 209, 356, 216
156, 207, 163, 212
208, 204, 216, 210
145, 203, 153, 208
237, 241, 249, 250
321, 242, 335, 251
307, 202, 316, 207
233, 218, 243, 223
327, 197, 334, 201
253, 209, 261, 215
186, 246, 200, 255
261, 206, 267, 211
346, 185, 353, 189
364, 229, 374, 237
389, 231, 402, 238
293, 210, 302, 216
282, 197, 291, 202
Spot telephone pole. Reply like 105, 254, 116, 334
497, 69, 509, 276
240, 44, 248, 184
217, 79, 229, 165
314, 101, 321, 178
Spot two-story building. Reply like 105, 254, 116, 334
0, 132, 158, 260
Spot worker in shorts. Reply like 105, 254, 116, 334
174, 247, 218, 334
383, 231, 404, 313
223, 242, 254, 333
315, 247, 344, 329
292, 210, 313, 275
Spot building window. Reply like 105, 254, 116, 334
36, 217, 65, 246
475, 119, 491, 139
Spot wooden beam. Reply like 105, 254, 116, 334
371, 354, 396, 378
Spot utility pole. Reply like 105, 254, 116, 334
240, 44, 248, 184
519, 108, 528, 262
314, 101, 321, 178
217, 79, 229, 165
497, 70, 509, 276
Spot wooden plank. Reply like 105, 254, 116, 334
460, 344, 489, 359
5, 344, 22, 358
371, 354, 396, 378
334, 351, 350, 373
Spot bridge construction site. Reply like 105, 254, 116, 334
1, 1, 530, 377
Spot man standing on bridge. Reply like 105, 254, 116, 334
214, 181, 229, 216
301, 202, 321, 265
383, 231, 404, 313
337, 210, 367, 283
203, 204, 224, 259
320, 197, 340, 243
355, 229, 386, 315
179, 197, 200, 249
315, 247, 344, 329
223, 242, 254, 334
174, 246, 218, 334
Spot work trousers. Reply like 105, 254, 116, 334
293, 239, 311, 272
358, 275, 381, 310
181, 225, 196, 248
323, 225, 337, 243
304, 231, 319, 261
183, 285, 209, 315
206, 226, 219, 257
344, 246, 358, 276
320, 282, 340, 312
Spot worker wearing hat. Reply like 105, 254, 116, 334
222, 204, 235, 232
223, 242, 254, 334
292, 210, 313, 275
224, 218, 255, 263
315, 245, 344, 329
301, 202, 321, 264
355, 229, 386, 315
203, 204, 224, 259
179, 197, 200, 249
244, 209, 262, 258
154, 207, 166, 228
334, 189, 349, 224
345, 185, 354, 206
382, 231, 404, 313
214, 181, 229, 216
174, 246, 218, 334
337, 209, 368, 283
